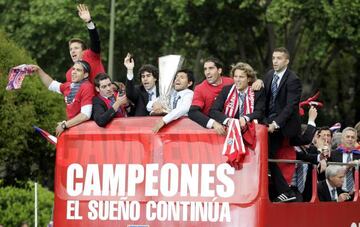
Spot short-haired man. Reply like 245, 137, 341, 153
123, 53, 159, 116
148, 69, 195, 133
188, 57, 234, 135
264, 47, 303, 202
329, 127, 360, 192
30, 60, 94, 136
318, 165, 352, 202
66, 4, 105, 83
92, 73, 128, 127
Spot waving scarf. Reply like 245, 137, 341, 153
6, 64, 34, 90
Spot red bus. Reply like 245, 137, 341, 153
54, 117, 360, 227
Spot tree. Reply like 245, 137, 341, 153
0, 30, 65, 188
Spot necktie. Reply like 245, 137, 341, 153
109, 96, 116, 106
148, 91, 154, 101
331, 188, 336, 201
269, 74, 279, 113
172, 95, 180, 109
296, 163, 306, 193
239, 92, 246, 116
346, 154, 354, 191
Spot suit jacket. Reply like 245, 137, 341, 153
329, 149, 360, 162
264, 69, 302, 138
296, 145, 325, 201
209, 86, 265, 124
126, 78, 159, 116
92, 95, 120, 127
317, 180, 346, 202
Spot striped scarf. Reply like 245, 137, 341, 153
224, 85, 255, 118
222, 86, 256, 167
66, 79, 87, 104
337, 145, 360, 155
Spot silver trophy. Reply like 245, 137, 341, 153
151, 55, 184, 115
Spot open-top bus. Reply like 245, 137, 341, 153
54, 117, 360, 227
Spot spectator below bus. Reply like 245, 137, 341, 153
292, 123, 331, 201
329, 127, 360, 192
148, 69, 195, 133
209, 62, 265, 128
92, 73, 128, 127
263, 47, 303, 203
66, 4, 105, 84
29, 61, 94, 136
318, 165, 352, 202
123, 53, 159, 116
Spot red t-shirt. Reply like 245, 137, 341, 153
66, 49, 105, 84
191, 76, 233, 115
60, 81, 94, 119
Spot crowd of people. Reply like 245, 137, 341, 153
28, 4, 360, 203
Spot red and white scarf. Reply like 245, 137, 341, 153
223, 86, 255, 118
222, 85, 256, 168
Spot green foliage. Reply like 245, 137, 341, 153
0, 30, 65, 187
0, 182, 54, 227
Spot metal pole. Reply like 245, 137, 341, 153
34, 182, 38, 227
108, 0, 115, 79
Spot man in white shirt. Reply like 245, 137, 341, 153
148, 69, 195, 133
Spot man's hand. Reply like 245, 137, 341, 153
308, 106, 318, 122
251, 79, 264, 91
268, 122, 277, 133
338, 192, 351, 202
77, 4, 91, 23
152, 120, 165, 133
152, 101, 165, 114
55, 122, 65, 137
212, 121, 226, 136
113, 94, 128, 111
124, 53, 134, 70
239, 117, 246, 127
28, 65, 41, 73
318, 159, 327, 173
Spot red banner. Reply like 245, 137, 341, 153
54, 117, 267, 227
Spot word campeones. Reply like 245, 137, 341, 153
67, 163, 235, 198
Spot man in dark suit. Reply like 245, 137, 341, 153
123, 53, 159, 116
92, 73, 128, 127
264, 47, 302, 202
318, 165, 352, 202
329, 127, 360, 192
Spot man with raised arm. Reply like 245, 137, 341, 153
66, 4, 105, 83
29, 60, 94, 136
123, 53, 159, 116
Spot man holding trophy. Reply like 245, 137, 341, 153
149, 69, 195, 132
